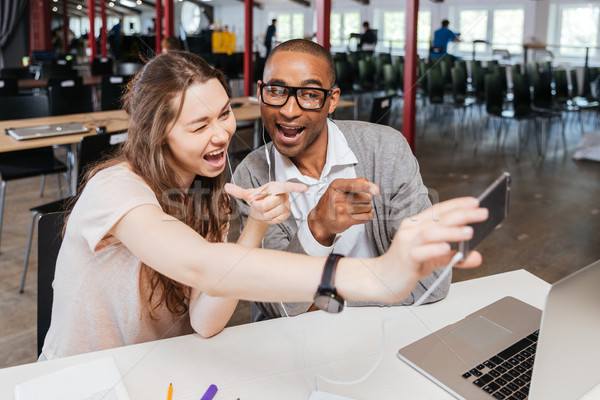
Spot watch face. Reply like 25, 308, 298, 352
314, 292, 344, 313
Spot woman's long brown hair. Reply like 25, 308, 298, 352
83, 51, 232, 318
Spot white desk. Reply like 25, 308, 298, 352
1, 270, 599, 399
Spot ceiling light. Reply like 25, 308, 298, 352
108, 2, 114, 6
52, 6, 58, 11
76, 4, 82, 9
136, 0, 142, 4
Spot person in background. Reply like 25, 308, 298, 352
232, 39, 463, 321
110, 19, 124, 60
431, 19, 461, 59
264, 19, 277, 57
161, 36, 180, 53
39, 50, 486, 361
350, 21, 377, 53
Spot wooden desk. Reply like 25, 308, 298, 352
0, 101, 266, 154
0, 110, 128, 154
1, 270, 597, 399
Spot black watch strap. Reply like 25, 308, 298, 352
321, 253, 343, 290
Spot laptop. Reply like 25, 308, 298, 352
6, 123, 89, 141
398, 259, 600, 400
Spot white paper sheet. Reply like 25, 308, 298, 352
14, 356, 130, 400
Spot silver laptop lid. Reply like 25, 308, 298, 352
7, 123, 89, 140
529, 259, 600, 400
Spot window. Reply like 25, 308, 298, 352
492, 9, 524, 55
449, 6, 525, 56
344, 12, 361, 49
556, 4, 599, 57
418, 11, 431, 50
271, 13, 304, 43
330, 13, 342, 46
456, 9, 488, 53
327, 11, 359, 50
383, 11, 405, 49
381, 10, 430, 51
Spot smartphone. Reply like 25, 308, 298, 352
458, 172, 511, 256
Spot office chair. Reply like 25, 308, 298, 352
0, 94, 49, 120
370, 95, 394, 126
100, 75, 129, 111
0, 78, 18, 96
20, 130, 128, 292
37, 211, 66, 356
91, 57, 114, 76
48, 78, 93, 116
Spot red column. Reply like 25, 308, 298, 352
164, 0, 174, 38
155, 1, 163, 54
402, 0, 419, 152
29, 0, 52, 57
315, 0, 331, 51
62, 0, 69, 56
87, 0, 96, 60
100, 0, 107, 57
243, 0, 253, 96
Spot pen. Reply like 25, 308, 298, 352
167, 383, 173, 400
200, 384, 218, 400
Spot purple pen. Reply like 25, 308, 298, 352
200, 384, 218, 400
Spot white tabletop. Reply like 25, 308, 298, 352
1, 270, 598, 400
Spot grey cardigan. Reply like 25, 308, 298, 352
232, 120, 451, 319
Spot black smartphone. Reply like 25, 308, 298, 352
458, 172, 511, 256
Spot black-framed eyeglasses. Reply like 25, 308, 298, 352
259, 83, 333, 110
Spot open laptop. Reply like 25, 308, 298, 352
398, 259, 600, 400
6, 123, 89, 141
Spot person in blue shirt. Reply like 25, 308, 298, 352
110, 19, 124, 60
431, 19, 461, 59
264, 19, 277, 57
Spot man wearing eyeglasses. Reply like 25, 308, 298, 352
232, 39, 447, 321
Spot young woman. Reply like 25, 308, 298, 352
40, 51, 487, 361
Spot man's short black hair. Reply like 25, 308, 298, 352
363, 21, 370, 29
272, 19, 277, 24
442, 19, 450, 27
266, 39, 336, 87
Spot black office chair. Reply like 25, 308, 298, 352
370, 95, 394, 126
0, 78, 18, 96
20, 130, 128, 292
100, 75, 129, 111
37, 211, 66, 356
91, 57, 114, 76
40, 62, 77, 79
48, 78, 93, 116
0, 94, 49, 120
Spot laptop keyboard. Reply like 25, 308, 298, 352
461, 330, 538, 399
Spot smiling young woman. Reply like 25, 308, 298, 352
40, 50, 487, 362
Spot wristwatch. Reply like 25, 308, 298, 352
313, 253, 345, 313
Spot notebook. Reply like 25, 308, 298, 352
398, 259, 600, 400
6, 123, 89, 140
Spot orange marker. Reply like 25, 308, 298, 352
167, 383, 173, 400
